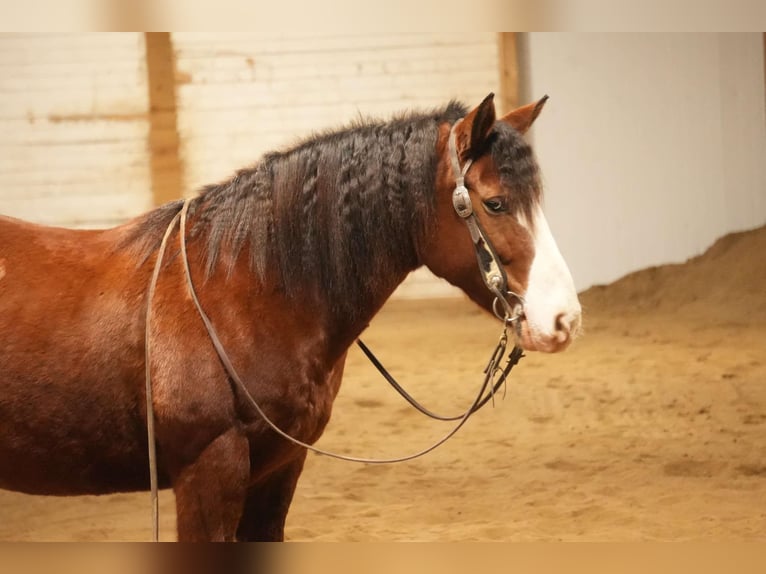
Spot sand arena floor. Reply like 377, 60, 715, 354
0, 226, 764, 541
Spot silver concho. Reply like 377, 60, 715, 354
452, 184, 473, 218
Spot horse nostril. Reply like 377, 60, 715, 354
554, 313, 573, 342
555, 312, 582, 341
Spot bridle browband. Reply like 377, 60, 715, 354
142, 117, 526, 541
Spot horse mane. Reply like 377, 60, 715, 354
122, 100, 541, 319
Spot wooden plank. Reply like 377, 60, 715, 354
145, 32, 184, 206
497, 33, 519, 114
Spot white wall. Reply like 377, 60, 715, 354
0, 33, 152, 228
172, 33, 500, 193
524, 33, 766, 291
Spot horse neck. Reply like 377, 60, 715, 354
189, 204, 426, 359
181, 231, 408, 369
188, 120, 445, 355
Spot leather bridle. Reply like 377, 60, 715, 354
142, 118, 526, 541
448, 119, 526, 326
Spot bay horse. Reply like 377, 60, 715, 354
0, 94, 581, 541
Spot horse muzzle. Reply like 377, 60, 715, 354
517, 308, 581, 353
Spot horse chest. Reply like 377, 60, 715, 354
282, 356, 346, 445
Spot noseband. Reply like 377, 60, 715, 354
448, 120, 525, 326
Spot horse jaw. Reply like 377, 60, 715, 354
517, 204, 581, 353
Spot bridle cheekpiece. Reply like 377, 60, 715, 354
448, 120, 525, 327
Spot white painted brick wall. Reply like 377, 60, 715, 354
0, 33, 152, 228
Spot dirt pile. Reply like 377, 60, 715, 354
579, 224, 766, 324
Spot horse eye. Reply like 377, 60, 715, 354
483, 197, 507, 214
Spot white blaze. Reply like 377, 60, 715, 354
522, 205, 581, 352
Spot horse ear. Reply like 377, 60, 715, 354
454, 93, 497, 160
500, 95, 549, 134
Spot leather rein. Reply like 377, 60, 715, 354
142, 118, 525, 540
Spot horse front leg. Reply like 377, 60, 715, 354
172, 428, 250, 542
236, 452, 308, 541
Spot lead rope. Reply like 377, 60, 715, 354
355, 339, 522, 421
176, 198, 506, 465
144, 210, 182, 543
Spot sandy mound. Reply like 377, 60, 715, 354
579, 224, 766, 324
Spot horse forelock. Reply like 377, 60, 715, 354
489, 121, 543, 228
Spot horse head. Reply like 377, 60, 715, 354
420, 94, 581, 353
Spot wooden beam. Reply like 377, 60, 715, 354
145, 33, 184, 206
497, 33, 520, 115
